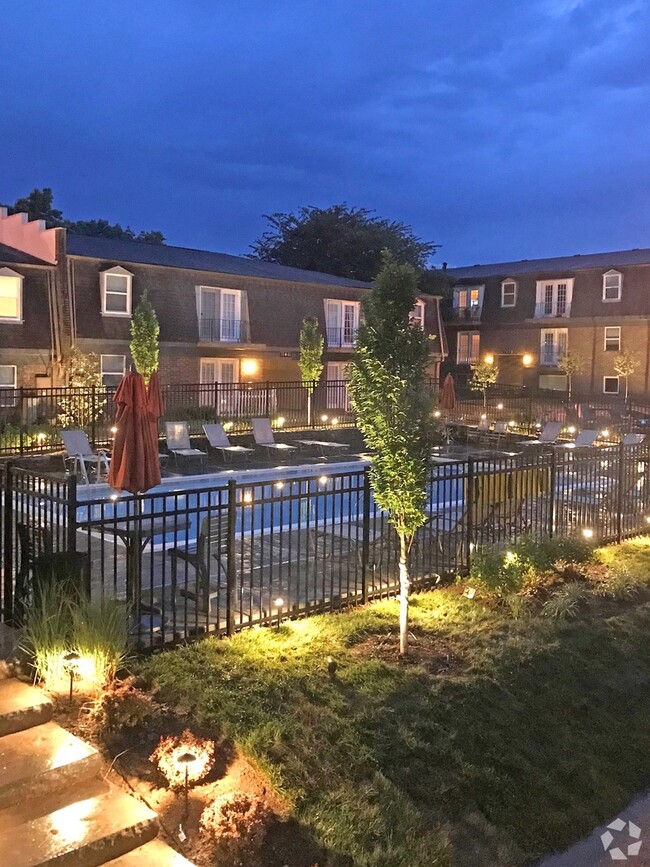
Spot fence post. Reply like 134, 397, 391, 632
2, 463, 14, 622
528, 396, 533, 435
361, 468, 370, 604
548, 449, 556, 539
90, 387, 97, 448
616, 441, 625, 543
265, 381, 271, 419
465, 458, 474, 571
19, 388, 25, 456
226, 479, 237, 636
66, 474, 78, 555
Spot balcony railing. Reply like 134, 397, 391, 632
199, 318, 249, 343
534, 303, 571, 319
448, 306, 482, 323
540, 349, 565, 367
326, 326, 358, 348
457, 354, 480, 365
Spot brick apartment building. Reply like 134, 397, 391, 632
442, 248, 650, 398
0, 209, 446, 393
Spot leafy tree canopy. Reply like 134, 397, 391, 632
2, 187, 165, 244
130, 291, 160, 383
249, 203, 437, 282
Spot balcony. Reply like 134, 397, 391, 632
448, 306, 482, 323
540, 348, 565, 367
199, 318, 249, 343
534, 303, 571, 319
326, 326, 358, 348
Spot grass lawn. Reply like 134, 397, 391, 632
143, 539, 650, 867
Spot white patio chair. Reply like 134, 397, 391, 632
622, 433, 645, 446
252, 418, 298, 458
292, 436, 349, 456
520, 421, 563, 447
555, 429, 598, 449
61, 429, 110, 484
203, 423, 254, 461
165, 422, 207, 466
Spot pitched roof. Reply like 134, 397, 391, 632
446, 247, 650, 279
66, 234, 371, 288
0, 242, 51, 266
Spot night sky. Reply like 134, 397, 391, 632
2, 0, 649, 266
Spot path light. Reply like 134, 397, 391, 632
243, 490, 253, 504
318, 475, 329, 485
37, 432, 46, 443
110, 426, 118, 435
275, 416, 285, 428
568, 425, 576, 434
497, 403, 504, 411
433, 410, 441, 418
331, 417, 339, 426
600, 429, 609, 438
63, 651, 81, 704
480, 413, 487, 420
321, 414, 328, 422
505, 550, 515, 562
177, 751, 197, 821
110, 493, 119, 502
274, 481, 284, 491
645, 516, 650, 525
151, 732, 215, 819
582, 528, 594, 539
274, 596, 284, 630
508, 420, 516, 427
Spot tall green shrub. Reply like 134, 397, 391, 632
130, 290, 160, 383
298, 316, 324, 426
58, 346, 105, 427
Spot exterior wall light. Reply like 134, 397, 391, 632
522, 353, 533, 367
240, 358, 259, 377
484, 354, 494, 365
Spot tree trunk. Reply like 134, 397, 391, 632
398, 533, 410, 657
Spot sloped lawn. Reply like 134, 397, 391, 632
142, 539, 650, 866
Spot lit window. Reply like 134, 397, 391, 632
0, 364, 17, 407
501, 280, 517, 307
324, 299, 360, 347
604, 326, 621, 352
100, 355, 125, 387
410, 301, 425, 329
101, 267, 132, 316
457, 332, 480, 364
602, 271, 622, 302
603, 376, 620, 395
0, 268, 23, 321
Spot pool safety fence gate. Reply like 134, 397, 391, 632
3, 441, 650, 649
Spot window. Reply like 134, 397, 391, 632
457, 332, 480, 364
325, 299, 360, 347
100, 355, 125, 387
603, 376, 620, 395
101, 267, 132, 316
602, 270, 622, 302
535, 279, 574, 318
0, 268, 23, 321
200, 358, 240, 406
604, 326, 621, 352
501, 280, 517, 307
198, 288, 244, 342
0, 365, 17, 407
453, 286, 483, 320
410, 301, 425, 329
540, 328, 568, 366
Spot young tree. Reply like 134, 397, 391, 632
469, 359, 499, 408
130, 291, 160, 383
298, 316, 324, 427
614, 349, 640, 400
58, 346, 105, 427
249, 204, 437, 282
349, 254, 435, 657
557, 352, 586, 402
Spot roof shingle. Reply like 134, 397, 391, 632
446, 247, 650, 279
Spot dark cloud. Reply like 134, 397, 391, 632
1, 0, 649, 263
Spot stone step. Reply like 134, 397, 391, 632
0, 790, 158, 867
104, 838, 195, 866
0, 777, 109, 833
0, 720, 101, 810
0, 679, 53, 737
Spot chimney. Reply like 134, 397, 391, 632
0, 208, 59, 263
442, 262, 448, 271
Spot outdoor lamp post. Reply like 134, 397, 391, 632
177, 751, 197, 821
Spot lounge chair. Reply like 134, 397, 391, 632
292, 436, 349, 456
165, 422, 207, 466
555, 429, 598, 449
61, 429, 110, 484
467, 418, 492, 443
622, 433, 645, 446
252, 418, 298, 458
484, 420, 509, 445
203, 423, 254, 461
520, 421, 563, 448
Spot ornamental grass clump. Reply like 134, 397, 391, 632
200, 791, 271, 862
150, 730, 215, 788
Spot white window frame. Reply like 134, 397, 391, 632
603, 326, 621, 352
453, 285, 484, 313
325, 299, 360, 348
100, 267, 133, 317
457, 332, 480, 365
501, 279, 517, 308
535, 279, 574, 318
100, 354, 126, 387
0, 364, 17, 407
602, 270, 622, 303
410, 300, 425, 329
540, 328, 568, 366
603, 375, 620, 395
0, 268, 24, 323
198, 287, 243, 342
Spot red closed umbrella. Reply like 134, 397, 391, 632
108, 369, 161, 494
439, 373, 457, 411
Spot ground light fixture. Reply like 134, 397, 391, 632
582, 528, 594, 539
177, 751, 197, 821
274, 596, 284, 629
151, 731, 216, 822
496, 403, 504, 410
321, 414, 328, 422
331, 417, 339, 426
62, 651, 81, 703
110, 426, 118, 434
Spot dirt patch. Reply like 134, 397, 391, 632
349, 628, 467, 676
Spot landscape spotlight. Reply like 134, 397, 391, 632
582, 528, 594, 540
522, 353, 533, 367
63, 651, 81, 703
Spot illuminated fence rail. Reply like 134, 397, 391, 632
3, 442, 650, 649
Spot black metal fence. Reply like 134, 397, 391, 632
3, 440, 650, 650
